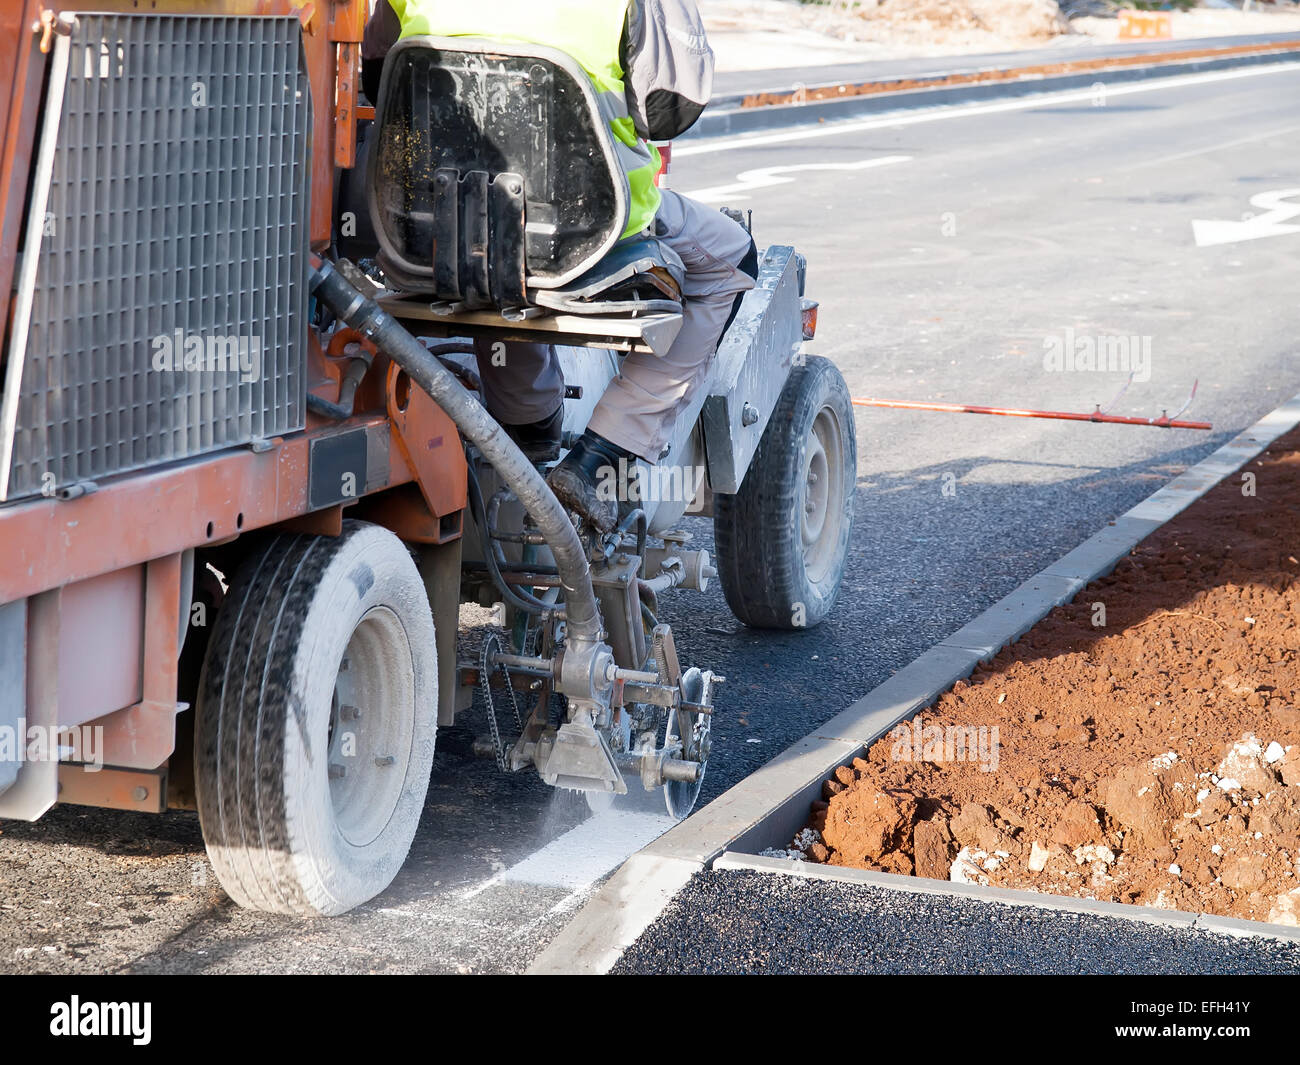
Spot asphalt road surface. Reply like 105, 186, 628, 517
3, 60, 1299, 974
615, 870, 1300, 974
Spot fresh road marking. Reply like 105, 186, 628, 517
460, 807, 677, 899
1193, 188, 1300, 246
498, 809, 677, 891
682, 155, 911, 202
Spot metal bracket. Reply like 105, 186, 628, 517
700, 245, 803, 494
537, 718, 627, 795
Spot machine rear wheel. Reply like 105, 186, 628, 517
195, 520, 437, 916
714, 356, 856, 630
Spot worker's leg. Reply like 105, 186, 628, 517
473, 338, 565, 463
549, 191, 756, 530
586, 189, 757, 462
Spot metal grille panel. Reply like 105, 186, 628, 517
2, 14, 309, 501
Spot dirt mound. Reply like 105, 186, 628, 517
783, 433, 1300, 926
702, 0, 1071, 59
907, 0, 1069, 40
818, 769, 917, 870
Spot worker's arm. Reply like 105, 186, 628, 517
362, 0, 401, 104
621, 0, 714, 142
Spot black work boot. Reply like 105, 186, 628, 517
546, 430, 629, 534
502, 405, 563, 466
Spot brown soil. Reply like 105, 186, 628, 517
740, 39, 1300, 109
782, 429, 1300, 926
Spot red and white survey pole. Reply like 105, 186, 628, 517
850, 396, 1212, 431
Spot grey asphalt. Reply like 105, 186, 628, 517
613, 870, 1300, 974
3, 59, 1298, 974
711, 29, 1300, 98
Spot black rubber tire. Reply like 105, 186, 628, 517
195, 520, 437, 916
714, 355, 856, 630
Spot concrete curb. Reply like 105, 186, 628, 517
686, 48, 1300, 141
528, 391, 1300, 974
712, 853, 1300, 945
526, 853, 702, 975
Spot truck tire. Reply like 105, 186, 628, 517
714, 356, 856, 630
195, 520, 437, 916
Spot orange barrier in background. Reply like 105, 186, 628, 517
1118, 10, 1174, 39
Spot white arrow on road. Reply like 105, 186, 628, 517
682, 155, 912, 203
1192, 188, 1300, 247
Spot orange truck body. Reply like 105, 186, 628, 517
0, 1, 468, 818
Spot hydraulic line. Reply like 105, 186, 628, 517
308, 257, 603, 643
466, 462, 555, 618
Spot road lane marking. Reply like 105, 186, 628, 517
498, 809, 677, 891
507, 888, 591, 942
1193, 188, 1300, 246
682, 155, 911, 202
457, 806, 677, 902
677, 63, 1300, 158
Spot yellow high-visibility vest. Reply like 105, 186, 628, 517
389, 0, 661, 239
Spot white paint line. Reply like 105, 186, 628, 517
500, 809, 677, 892
526, 852, 702, 974
508, 885, 592, 943
458, 806, 676, 902
1192, 187, 1300, 246
676, 62, 1300, 159
682, 155, 911, 203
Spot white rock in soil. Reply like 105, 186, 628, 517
1217, 733, 1278, 795
1267, 888, 1300, 927
1169, 863, 1181, 876
1028, 840, 1050, 873
791, 827, 820, 851
1283, 746, 1300, 787
950, 846, 990, 886
1073, 844, 1116, 867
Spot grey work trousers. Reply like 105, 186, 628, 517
474, 188, 757, 463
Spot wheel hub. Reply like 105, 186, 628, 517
800, 405, 845, 585
327, 607, 416, 847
